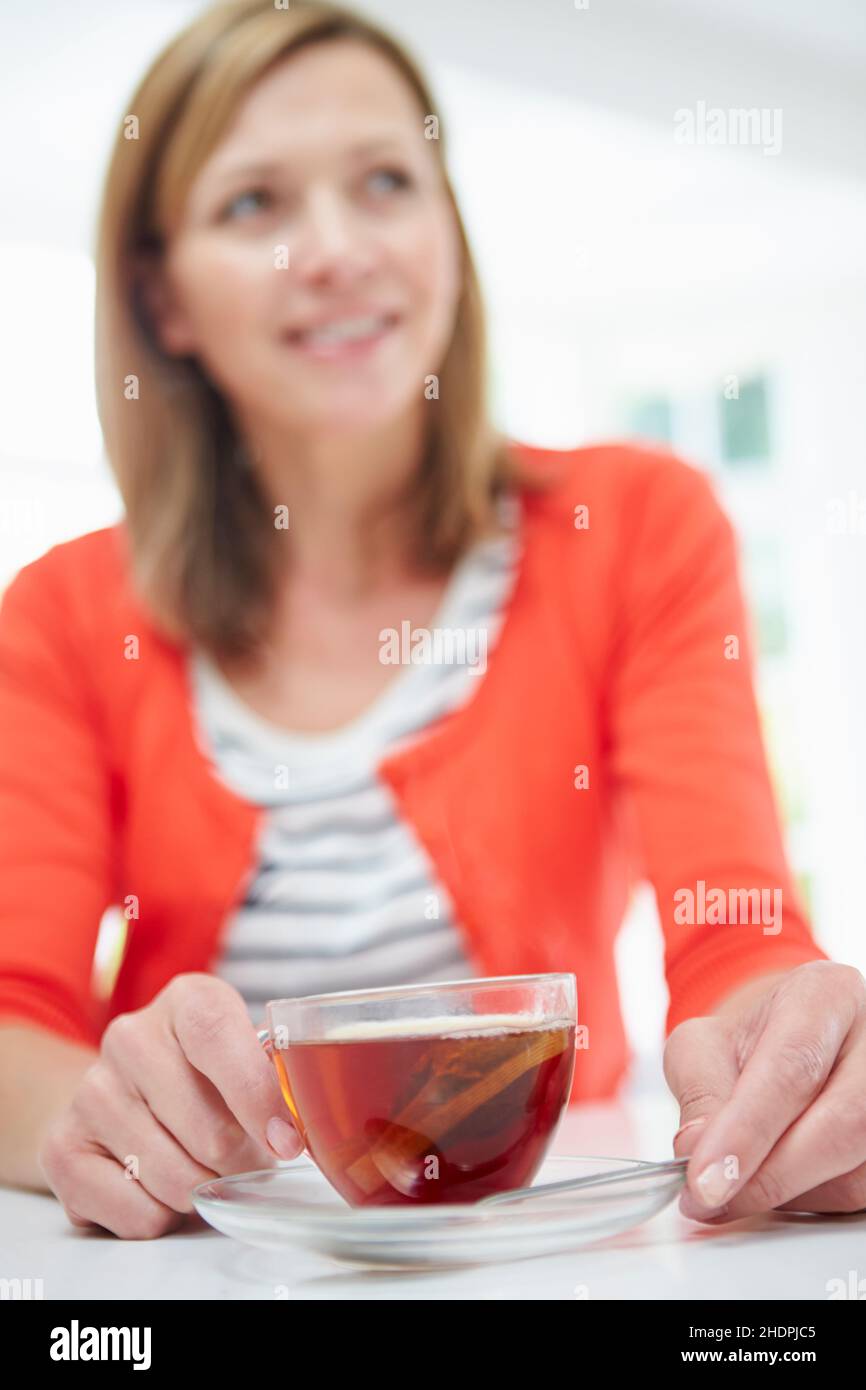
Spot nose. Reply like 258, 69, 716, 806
286, 186, 377, 283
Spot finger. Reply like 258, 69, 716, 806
665, 1018, 741, 1219
672, 1116, 709, 1157
167, 979, 300, 1154
105, 1014, 282, 1175
267, 1116, 305, 1159
72, 1061, 230, 1212
711, 1039, 866, 1219
41, 1134, 185, 1240
699, 1166, 866, 1223
684, 972, 855, 1212
664, 1016, 740, 1139
773, 1163, 866, 1215
674, 1120, 728, 1220
104, 999, 294, 1173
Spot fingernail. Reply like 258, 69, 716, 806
673, 1116, 708, 1146
694, 1159, 737, 1208
679, 1189, 729, 1221
267, 1116, 300, 1159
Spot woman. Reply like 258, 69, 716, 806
0, 0, 863, 1239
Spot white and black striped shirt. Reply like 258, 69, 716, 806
187, 494, 522, 1018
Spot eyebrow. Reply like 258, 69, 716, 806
208, 137, 411, 187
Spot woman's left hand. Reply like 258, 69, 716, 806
663, 960, 866, 1222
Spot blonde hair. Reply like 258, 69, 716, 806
94, 0, 545, 661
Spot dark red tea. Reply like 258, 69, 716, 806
272, 1014, 575, 1206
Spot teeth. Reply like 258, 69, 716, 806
300, 314, 390, 345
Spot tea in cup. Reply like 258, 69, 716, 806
258, 973, 576, 1206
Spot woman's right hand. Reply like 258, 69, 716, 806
38, 973, 305, 1238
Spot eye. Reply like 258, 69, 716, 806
365, 166, 412, 196
220, 188, 271, 221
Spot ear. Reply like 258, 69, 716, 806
136, 258, 197, 357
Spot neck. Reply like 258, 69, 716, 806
235, 405, 431, 601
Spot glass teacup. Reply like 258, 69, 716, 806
258, 972, 577, 1207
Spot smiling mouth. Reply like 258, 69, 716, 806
283, 312, 402, 354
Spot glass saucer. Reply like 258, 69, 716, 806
192, 1153, 686, 1269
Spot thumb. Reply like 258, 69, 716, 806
672, 1114, 710, 1160
266, 1115, 305, 1160
663, 1016, 740, 1210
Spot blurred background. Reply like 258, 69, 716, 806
2, 0, 865, 1088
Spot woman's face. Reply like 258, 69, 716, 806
151, 39, 463, 437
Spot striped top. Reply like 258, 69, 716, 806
187, 492, 523, 1019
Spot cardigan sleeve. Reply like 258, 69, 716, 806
604, 450, 829, 1036
0, 553, 116, 1048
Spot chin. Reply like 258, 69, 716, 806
291, 392, 421, 432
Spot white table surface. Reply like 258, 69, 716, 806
2, 1078, 862, 1300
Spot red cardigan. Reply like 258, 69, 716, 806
0, 441, 828, 1102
